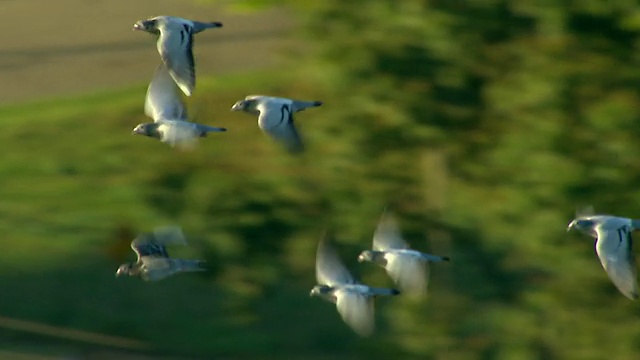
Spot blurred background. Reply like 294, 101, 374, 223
2, 0, 640, 359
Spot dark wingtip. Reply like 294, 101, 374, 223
212, 22, 223, 27
392, 289, 401, 295
314, 101, 323, 107
442, 256, 451, 262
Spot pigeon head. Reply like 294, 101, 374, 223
567, 218, 597, 236
310, 284, 333, 297
231, 100, 249, 111
116, 263, 134, 277
133, 18, 160, 34
231, 99, 259, 115
358, 250, 375, 263
132, 123, 160, 138
358, 250, 387, 266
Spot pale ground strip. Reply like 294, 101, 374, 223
0, 0, 293, 105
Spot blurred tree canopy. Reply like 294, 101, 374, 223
190, 0, 640, 358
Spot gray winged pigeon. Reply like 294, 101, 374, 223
133, 16, 222, 96
310, 232, 399, 337
115, 226, 205, 281
568, 213, 640, 300
358, 210, 450, 296
231, 95, 322, 153
132, 62, 226, 149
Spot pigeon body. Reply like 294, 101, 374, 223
567, 214, 640, 300
116, 226, 206, 282
134, 16, 222, 96
133, 63, 226, 149
231, 95, 322, 153
358, 210, 449, 296
310, 233, 399, 337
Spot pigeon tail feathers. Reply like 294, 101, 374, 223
196, 124, 227, 135
292, 100, 323, 112
369, 287, 401, 296
191, 21, 223, 33
176, 259, 206, 272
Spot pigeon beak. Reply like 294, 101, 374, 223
133, 22, 144, 31
566, 220, 576, 232
230, 103, 242, 111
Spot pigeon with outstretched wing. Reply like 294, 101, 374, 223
133, 16, 222, 96
115, 226, 205, 282
231, 95, 322, 153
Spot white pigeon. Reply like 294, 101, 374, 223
132, 62, 226, 149
230, 95, 322, 153
310, 233, 400, 337
567, 213, 640, 300
115, 226, 206, 282
358, 210, 450, 296
134, 16, 223, 96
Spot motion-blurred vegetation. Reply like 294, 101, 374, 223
2, 0, 640, 358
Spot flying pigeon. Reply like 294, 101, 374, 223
310, 232, 399, 337
115, 226, 206, 281
231, 95, 322, 153
567, 213, 640, 300
133, 16, 222, 96
358, 210, 450, 296
132, 62, 226, 149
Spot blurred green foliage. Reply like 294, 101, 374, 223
3, 0, 640, 358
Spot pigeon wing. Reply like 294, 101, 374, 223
316, 233, 354, 286
385, 252, 428, 295
156, 121, 198, 150
131, 233, 170, 261
257, 99, 304, 153
335, 289, 374, 337
152, 226, 187, 246
157, 21, 195, 96
145, 63, 187, 122
595, 224, 639, 300
576, 205, 595, 218
373, 211, 409, 251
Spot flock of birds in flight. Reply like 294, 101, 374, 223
113, 15, 640, 337
129, 15, 321, 152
